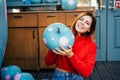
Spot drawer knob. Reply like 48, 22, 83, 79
74, 14, 78, 17
14, 16, 23, 18
47, 15, 55, 17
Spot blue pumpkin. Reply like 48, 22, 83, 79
42, 23, 74, 51
61, 0, 78, 10
31, 0, 42, 4
45, 0, 58, 3
14, 73, 34, 80
0, 65, 21, 80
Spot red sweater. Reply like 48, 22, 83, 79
45, 36, 96, 78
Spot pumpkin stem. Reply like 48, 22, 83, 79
57, 27, 60, 33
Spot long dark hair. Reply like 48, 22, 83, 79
71, 12, 96, 36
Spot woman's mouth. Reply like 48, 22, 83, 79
78, 24, 84, 29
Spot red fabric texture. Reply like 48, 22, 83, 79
45, 36, 96, 78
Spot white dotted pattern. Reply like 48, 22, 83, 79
14, 74, 21, 80
59, 36, 68, 46
69, 0, 74, 5
5, 75, 11, 80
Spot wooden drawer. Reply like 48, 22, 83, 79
38, 13, 65, 27
66, 12, 81, 27
8, 13, 37, 27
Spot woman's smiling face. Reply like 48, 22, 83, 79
75, 15, 92, 35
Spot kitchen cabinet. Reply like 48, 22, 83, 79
38, 12, 65, 68
66, 12, 81, 27
38, 12, 65, 27
38, 28, 55, 69
4, 8, 95, 70
3, 13, 39, 70
4, 28, 39, 70
7, 13, 37, 27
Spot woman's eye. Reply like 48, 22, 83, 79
85, 21, 91, 25
86, 22, 89, 25
79, 18, 83, 21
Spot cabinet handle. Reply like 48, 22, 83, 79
47, 15, 55, 17
33, 30, 35, 39
14, 16, 23, 18
74, 14, 78, 17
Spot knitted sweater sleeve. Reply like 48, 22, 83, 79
69, 43, 96, 78
45, 50, 57, 66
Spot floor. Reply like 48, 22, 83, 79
25, 61, 120, 80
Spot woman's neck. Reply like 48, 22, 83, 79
77, 32, 81, 36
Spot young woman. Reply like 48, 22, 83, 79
45, 12, 96, 80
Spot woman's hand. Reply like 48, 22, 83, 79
53, 45, 74, 58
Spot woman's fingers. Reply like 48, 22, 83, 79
52, 50, 59, 54
53, 45, 73, 56
68, 45, 72, 49
55, 48, 62, 53
60, 45, 72, 53
53, 48, 65, 56
60, 46, 66, 51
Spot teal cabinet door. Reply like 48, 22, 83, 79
96, 0, 120, 61
0, 0, 8, 67
96, 0, 107, 61
107, 0, 120, 61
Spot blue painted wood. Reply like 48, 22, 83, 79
96, 0, 107, 61
0, 0, 8, 68
107, 0, 120, 61
6, 0, 21, 2
96, 0, 120, 61
6, 1, 60, 8
7, 2, 60, 7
